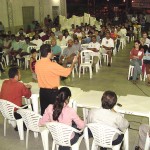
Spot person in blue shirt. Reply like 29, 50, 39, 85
51, 39, 61, 63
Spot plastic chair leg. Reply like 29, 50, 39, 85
84, 127, 90, 150
4, 118, 7, 136
41, 129, 49, 150
16, 119, 24, 140
26, 129, 29, 149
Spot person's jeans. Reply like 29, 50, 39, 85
130, 59, 142, 81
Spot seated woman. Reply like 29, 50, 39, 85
39, 87, 85, 150
143, 45, 150, 85
88, 91, 129, 149
130, 40, 144, 84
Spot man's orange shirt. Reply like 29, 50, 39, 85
35, 58, 71, 88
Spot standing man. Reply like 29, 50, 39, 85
35, 44, 77, 115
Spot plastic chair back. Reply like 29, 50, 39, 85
17, 109, 41, 132
87, 123, 122, 148
46, 122, 79, 147
27, 46, 38, 53
0, 99, 18, 121
80, 50, 93, 64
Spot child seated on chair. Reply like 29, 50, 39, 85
39, 87, 85, 150
30, 49, 37, 82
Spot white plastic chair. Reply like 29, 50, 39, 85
46, 122, 84, 150
17, 109, 49, 150
144, 132, 150, 150
0, 99, 28, 140
67, 63, 78, 78
79, 50, 93, 79
143, 69, 147, 82
127, 65, 142, 80
85, 123, 127, 150
43, 40, 51, 45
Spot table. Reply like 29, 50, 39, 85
116, 95, 150, 124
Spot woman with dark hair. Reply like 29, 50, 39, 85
39, 87, 85, 150
143, 45, 150, 85
130, 40, 144, 84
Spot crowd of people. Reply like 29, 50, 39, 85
0, 12, 150, 150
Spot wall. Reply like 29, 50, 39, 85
0, 0, 67, 33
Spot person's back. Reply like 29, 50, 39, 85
88, 91, 129, 132
0, 67, 31, 107
39, 87, 85, 150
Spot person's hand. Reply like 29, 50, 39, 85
73, 56, 78, 63
25, 84, 32, 89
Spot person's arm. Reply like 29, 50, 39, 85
39, 105, 52, 126
116, 114, 129, 132
71, 108, 85, 129
21, 83, 31, 99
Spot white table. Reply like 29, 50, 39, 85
116, 95, 150, 124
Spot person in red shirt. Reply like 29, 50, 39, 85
130, 40, 144, 84
0, 67, 32, 121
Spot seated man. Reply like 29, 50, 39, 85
59, 39, 78, 67
87, 35, 100, 70
0, 67, 31, 129
135, 124, 150, 150
51, 39, 61, 63
101, 31, 114, 66
88, 91, 129, 149
57, 33, 67, 46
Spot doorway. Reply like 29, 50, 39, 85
22, 6, 34, 31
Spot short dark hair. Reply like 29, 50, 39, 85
40, 44, 51, 57
31, 48, 36, 54
101, 91, 117, 109
8, 67, 19, 78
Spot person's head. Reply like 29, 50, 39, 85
40, 44, 52, 58
53, 87, 71, 121
105, 31, 111, 39
74, 38, 79, 44
8, 67, 21, 81
51, 39, 57, 47
25, 37, 30, 44
101, 91, 117, 109
31, 48, 37, 58
134, 40, 141, 50
15, 36, 19, 42
34, 34, 39, 40
58, 34, 63, 40
142, 32, 148, 39
91, 35, 97, 43
67, 39, 73, 47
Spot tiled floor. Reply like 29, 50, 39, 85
0, 42, 149, 150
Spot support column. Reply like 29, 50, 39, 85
6, 0, 14, 32
39, 0, 44, 25
60, 0, 67, 17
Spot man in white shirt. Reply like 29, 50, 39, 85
101, 32, 114, 66
87, 35, 100, 70
140, 32, 150, 46
57, 34, 66, 46
31, 34, 43, 50
88, 91, 129, 148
